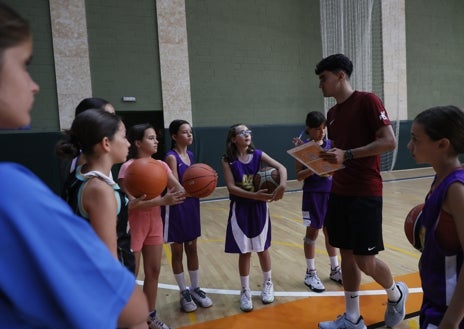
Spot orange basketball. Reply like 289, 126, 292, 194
182, 163, 218, 198
404, 203, 424, 251
124, 158, 168, 200
405, 203, 461, 252
253, 167, 280, 193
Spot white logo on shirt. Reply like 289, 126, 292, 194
379, 111, 388, 121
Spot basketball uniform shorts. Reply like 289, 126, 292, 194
302, 191, 329, 229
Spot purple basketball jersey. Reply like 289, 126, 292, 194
224, 149, 272, 253
163, 150, 201, 243
419, 168, 464, 328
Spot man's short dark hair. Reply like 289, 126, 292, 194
315, 53, 353, 77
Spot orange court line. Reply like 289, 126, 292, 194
179, 272, 422, 329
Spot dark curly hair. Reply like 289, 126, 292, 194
315, 53, 353, 77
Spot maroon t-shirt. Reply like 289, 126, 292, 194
327, 91, 391, 196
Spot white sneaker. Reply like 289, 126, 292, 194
147, 311, 171, 329
330, 266, 343, 285
190, 287, 213, 308
319, 314, 366, 329
261, 279, 275, 304
304, 269, 326, 292
385, 282, 409, 327
180, 289, 197, 312
240, 288, 253, 312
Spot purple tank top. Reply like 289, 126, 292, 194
419, 168, 464, 326
165, 149, 194, 182
228, 149, 262, 201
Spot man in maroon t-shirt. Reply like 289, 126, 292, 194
315, 54, 408, 329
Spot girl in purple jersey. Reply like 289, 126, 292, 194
221, 123, 287, 312
293, 111, 341, 293
164, 119, 213, 313
407, 105, 464, 329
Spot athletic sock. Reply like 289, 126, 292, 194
174, 272, 187, 291
345, 291, 360, 323
386, 281, 401, 302
263, 270, 272, 282
240, 275, 250, 290
329, 256, 339, 269
306, 258, 315, 271
188, 269, 199, 289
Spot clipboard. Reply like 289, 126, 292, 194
286, 141, 345, 176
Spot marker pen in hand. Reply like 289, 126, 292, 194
293, 129, 305, 146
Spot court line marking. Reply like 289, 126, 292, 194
136, 280, 422, 297
154, 175, 426, 299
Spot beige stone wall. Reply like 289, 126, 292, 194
382, 0, 407, 121
156, 0, 193, 128
49, 0, 92, 130
49, 0, 193, 130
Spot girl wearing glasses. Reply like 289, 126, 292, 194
221, 124, 287, 312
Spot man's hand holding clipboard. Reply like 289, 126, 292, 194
287, 141, 345, 177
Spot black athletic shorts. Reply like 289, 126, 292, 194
325, 194, 384, 255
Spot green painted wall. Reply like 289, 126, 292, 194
4, 1, 462, 192
186, 0, 323, 127
3, 0, 58, 133
86, 0, 162, 113
406, 0, 464, 117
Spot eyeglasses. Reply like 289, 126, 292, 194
236, 129, 252, 137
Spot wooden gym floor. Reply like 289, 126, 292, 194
137, 167, 434, 329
